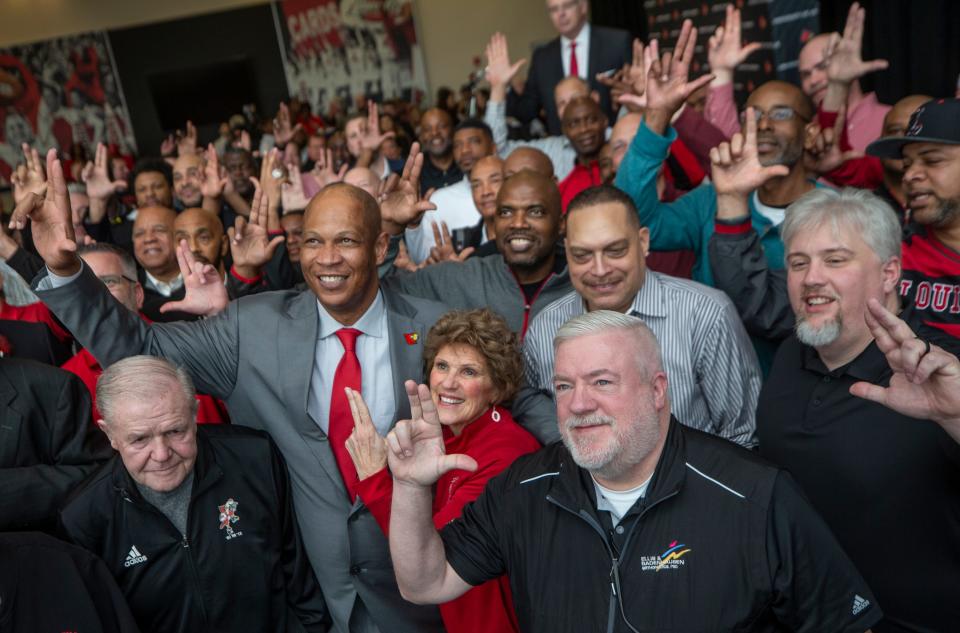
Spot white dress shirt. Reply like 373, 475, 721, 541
143, 271, 184, 297
561, 23, 590, 79
306, 290, 397, 436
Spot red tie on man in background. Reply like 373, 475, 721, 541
569, 41, 579, 78
329, 328, 362, 500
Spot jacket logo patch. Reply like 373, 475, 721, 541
124, 545, 148, 567
852, 594, 870, 615
218, 498, 243, 541
403, 332, 419, 345
641, 540, 691, 572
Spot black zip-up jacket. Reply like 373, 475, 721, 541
60, 425, 330, 633
440, 418, 883, 633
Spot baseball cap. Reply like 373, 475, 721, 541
867, 98, 960, 159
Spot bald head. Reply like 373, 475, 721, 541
133, 206, 178, 277
747, 80, 814, 121
174, 207, 226, 270
306, 182, 382, 242
798, 34, 833, 105
497, 170, 562, 219
343, 167, 381, 198
505, 147, 555, 179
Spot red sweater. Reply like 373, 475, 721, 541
0, 301, 72, 342
355, 407, 540, 633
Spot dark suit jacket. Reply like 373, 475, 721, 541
34, 264, 448, 633
508, 24, 632, 135
0, 358, 111, 531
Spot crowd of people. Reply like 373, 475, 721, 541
1, 1, 959, 632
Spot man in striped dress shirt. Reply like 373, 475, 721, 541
515, 186, 761, 447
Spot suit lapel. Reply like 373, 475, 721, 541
587, 28, 601, 85
0, 370, 22, 466
278, 291, 351, 495
548, 37, 564, 84
383, 290, 428, 423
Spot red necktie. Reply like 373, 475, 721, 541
569, 41, 579, 78
329, 328, 362, 500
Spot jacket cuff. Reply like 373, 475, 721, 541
229, 265, 263, 285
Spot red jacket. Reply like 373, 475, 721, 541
355, 407, 540, 633
0, 301, 72, 342
61, 347, 228, 424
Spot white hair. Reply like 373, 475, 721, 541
781, 187, 902, 263
97, 356, 197, 424
553, 310, 663, 374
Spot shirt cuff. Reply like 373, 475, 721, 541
229, 265, 263, 285
37, 262, 84, 290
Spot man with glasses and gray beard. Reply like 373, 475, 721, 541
385, 310, 882, 632
757, 187, 960, 632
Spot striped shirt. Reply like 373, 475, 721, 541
522, 270, 761, 447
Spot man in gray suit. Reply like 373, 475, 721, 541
15, 148, 448, 633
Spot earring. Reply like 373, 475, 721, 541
491, 405, 501, 422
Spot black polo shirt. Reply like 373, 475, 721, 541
758, 336, 960, 633
441, 420, 881, 633
419, 156, 462, 196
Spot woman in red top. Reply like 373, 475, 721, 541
344, 309, 540, 633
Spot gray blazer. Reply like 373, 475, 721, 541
34, 265, 447, 633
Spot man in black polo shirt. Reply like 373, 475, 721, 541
418, 108, 462, 196
758, 187, 960, 632
385, 310, 881, 633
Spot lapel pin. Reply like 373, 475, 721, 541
403, 332, 419, 345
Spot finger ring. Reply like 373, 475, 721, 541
917, 337, 931, 356
271, 168, 283, 179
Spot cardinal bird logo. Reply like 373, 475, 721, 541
403, 332, 419, 345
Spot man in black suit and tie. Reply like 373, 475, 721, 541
508, 0, 632, 135
18, 146, 449, 633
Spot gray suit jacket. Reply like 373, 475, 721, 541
34, 265, 447, 633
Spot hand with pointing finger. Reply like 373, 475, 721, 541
386, 381, 478, 488
158, 239, 228, 317
344, 387, 389, 480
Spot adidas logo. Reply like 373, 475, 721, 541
124, 545, 148, 568
852, 594, 870, 615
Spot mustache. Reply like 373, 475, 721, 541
563, 414, 615, 431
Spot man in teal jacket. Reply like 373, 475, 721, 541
613, 25, 819, 286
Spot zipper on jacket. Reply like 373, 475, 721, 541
511, 271, 556, 341
120, 487, 210, 628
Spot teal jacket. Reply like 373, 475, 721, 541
614, 120, 789, 286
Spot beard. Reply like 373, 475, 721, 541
916, 196, 960, 229
560, 409, 662, 481
795, 313, 843, 347
758, 136, 803, 168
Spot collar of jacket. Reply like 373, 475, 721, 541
110, 429, 224, 504
545, 416, 687, 517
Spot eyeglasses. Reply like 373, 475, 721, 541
739, 106, 806, 125
98, 275, 137, 290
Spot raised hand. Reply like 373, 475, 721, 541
11, 143, 46, 205
8, 149, 80, 276
159, 240, 229, 317
711, 107, 790, 217
176, 121, 198, 157
485, 32, 526, 101
850, 299, 960, 442
824, 2, 888, 86
201, 143, 228, 199
386, 381, 478, 487
228, 185, 285, 275
645, 20, 715, 134
361, 101, 395, 153
258, 147, 286, 210
344, 387, 389, 480
273, 102, 303, 147
311, 148, 349, 189
803, 105, 863, 174
393, 239, 426, 272
707, 4, 762, 86
81, 142, 127, 201
600, 39, 651, 111
426, 221, 474, 264
380, 142, 436, 235
281, 162, 311, 212
160, 134, 176, 158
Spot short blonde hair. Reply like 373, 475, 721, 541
423, 309, 524, 404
